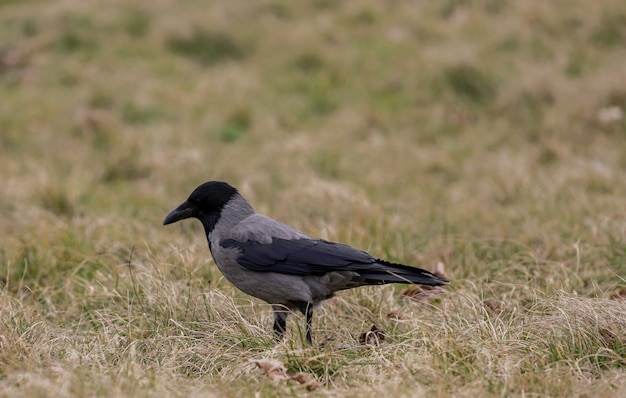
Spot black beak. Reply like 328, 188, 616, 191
163, 200, 196, 225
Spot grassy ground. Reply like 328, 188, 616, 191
1, 0, 626, 396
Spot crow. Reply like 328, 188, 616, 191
164, 181, 447, 344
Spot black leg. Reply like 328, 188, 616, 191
272, 305, 288, 340
293, 301, 314, 344
305, 304, 313, 344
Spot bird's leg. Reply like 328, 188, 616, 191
294, 301, 314, 344
272, 305, 289, 340
305, 304, 313, 344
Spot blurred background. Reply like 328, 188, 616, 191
2, 0, 626, 292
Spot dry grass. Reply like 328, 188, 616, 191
1, 0, 626, 396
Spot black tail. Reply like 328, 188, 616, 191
359, 259, 448, 286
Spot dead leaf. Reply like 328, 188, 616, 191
249, 358, 288, 381
289, 372, 322, 391
483, 299, 504, 314
400, 262, 447, 304
359, 325, 386, 346
387, 309, 403, 320
400, 286, 443, 302
610, 287, 626, 300
249, 359, 321, 390
400, 287, 423, 298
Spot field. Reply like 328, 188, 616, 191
1, 0, 626, 396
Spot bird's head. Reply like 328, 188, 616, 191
163, 181, 239, 225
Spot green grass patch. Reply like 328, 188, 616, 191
443, 63, 497, 103
166, 29, 248, 66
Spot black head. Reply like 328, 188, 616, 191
163, 181, 239, 226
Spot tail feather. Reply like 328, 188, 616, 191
358, 259, 448, 286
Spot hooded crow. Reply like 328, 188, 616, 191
164, 181, 447, 344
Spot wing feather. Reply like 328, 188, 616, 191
219, 237, 375, 275
219, 237, 448, 286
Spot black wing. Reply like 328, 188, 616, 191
220, 237, 376, 275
